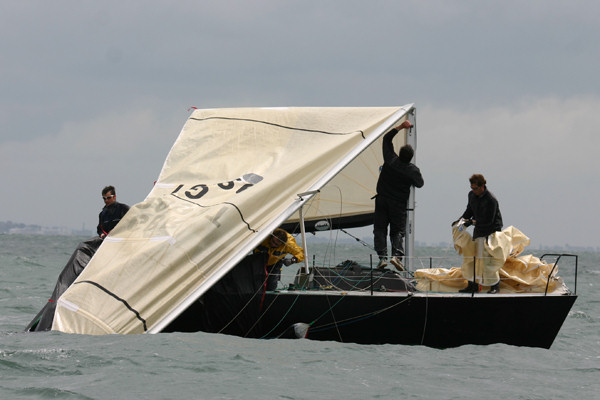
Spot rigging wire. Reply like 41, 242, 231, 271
340, 228, 375, 251
311, 260, 394, 292
217, 270, 270, 335
325, 293, 343, 341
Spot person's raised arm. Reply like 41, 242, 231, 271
383, 120, 413, 163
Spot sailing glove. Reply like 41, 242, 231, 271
283, 257, 298, 266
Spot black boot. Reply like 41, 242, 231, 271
487, 282, 500, 294
459, 281, 479, 293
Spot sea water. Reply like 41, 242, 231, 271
1, 234, 598, 399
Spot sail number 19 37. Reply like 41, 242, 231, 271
170, 173, 264, 201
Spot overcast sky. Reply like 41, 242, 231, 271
1, 1, 599, 248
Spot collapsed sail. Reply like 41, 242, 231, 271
52, 106, 414, 334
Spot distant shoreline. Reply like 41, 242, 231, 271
0, 220, 93, 237
1, 227, 597, 253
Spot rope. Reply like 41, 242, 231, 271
258, 294, 302, 339
420, 292, 428, 345
217, 266, 271, 335
310, 294, 346, 326
309, 295, 414, 333
326, 294, 343, 341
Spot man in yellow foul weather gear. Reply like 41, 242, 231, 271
254, 229, 305, 290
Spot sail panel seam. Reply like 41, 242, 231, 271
74, 280, 148, 331
190, 116, 364, 136
170, 194, 257, 233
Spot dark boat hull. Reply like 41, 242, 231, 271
257, 291, 577, 348
28, 248, 576, 348
164, 255, 577, 348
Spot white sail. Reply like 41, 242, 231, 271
52, 106, 414, 334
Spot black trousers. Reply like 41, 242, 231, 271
266, 261, 283, 291
373, 196, 406, 259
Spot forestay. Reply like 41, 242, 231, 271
53, 106, 414, 334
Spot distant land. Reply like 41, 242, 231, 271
0, 220, 597, 253
305, 232, 598, 253
0, 220, 93, 237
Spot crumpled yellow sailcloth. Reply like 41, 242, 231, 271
415, 225, 563, 293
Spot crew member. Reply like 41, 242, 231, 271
97, 185, 130, 238
254, 229, 305, 290
373, 120, 424, 271
455, 174, 503, 294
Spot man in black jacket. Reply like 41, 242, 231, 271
456, 174, 503, 293
97, 185, 130, 238
373, 120, 424, 271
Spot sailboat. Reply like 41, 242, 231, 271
28, 106, 577, 348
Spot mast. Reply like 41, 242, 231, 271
404, 108, 417, 271
296, 190, 319, 275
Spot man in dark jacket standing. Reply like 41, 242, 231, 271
456, 174, 503, 293
373, 120, 424, 271
97, 185, 130, 238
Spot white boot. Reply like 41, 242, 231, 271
390, 256, 404, 272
